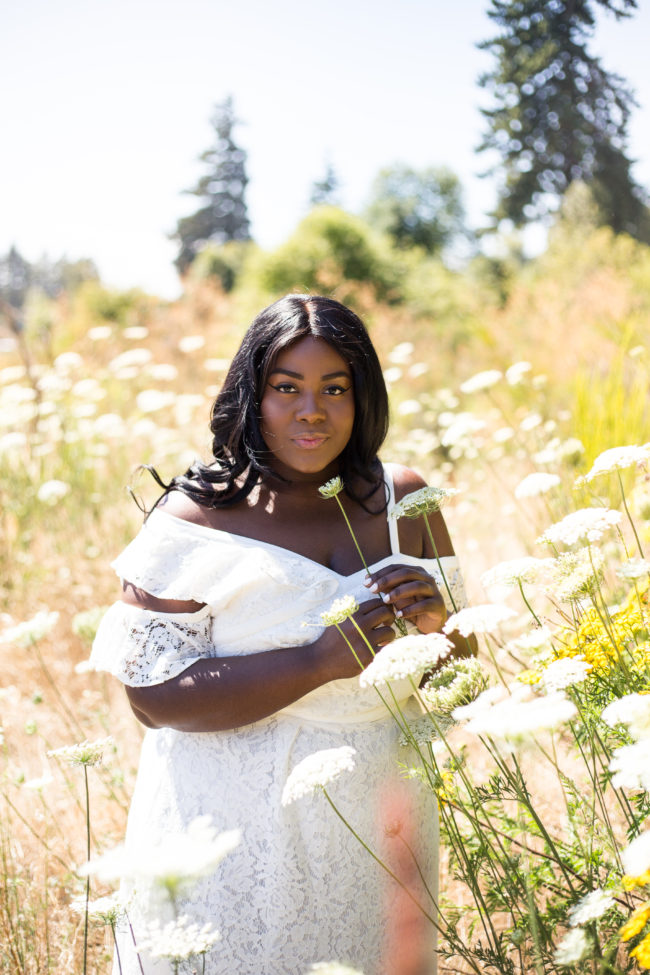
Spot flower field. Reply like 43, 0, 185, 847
1, 255, 650, 973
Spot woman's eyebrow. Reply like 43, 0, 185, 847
268, 368, 351, 380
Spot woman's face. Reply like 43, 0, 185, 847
259, 336, 355, 481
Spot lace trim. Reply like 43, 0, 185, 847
89, 603, 213, 686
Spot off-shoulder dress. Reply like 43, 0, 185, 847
90, 464, 467, 975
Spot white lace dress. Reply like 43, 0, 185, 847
90, 466, 467, 975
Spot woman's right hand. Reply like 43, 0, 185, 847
313, 597, 397, 680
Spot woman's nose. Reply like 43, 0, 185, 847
296, 392, 326, 422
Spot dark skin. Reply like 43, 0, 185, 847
123, 337, 476, 732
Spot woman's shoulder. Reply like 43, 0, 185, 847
385, 462, 455, 558
384, 462, 428, 503
154, 489, 232, 531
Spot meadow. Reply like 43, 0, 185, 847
1, 214, 650, 973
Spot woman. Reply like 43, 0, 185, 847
90, 294, 470, 975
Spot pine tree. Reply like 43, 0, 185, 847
309, 163, 340, 207
172, 97, 251, 274
364, 164, 468, 255
478, 0, 649, 239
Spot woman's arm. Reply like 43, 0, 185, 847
121, 583, 397, 733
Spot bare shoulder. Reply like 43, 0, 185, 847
388, 463, 455, 559
155, 489, 221, 529
389, 463, 428, 502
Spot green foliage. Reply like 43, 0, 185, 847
478, 0, 649, 239
251, 206, 399, 298
189, 240, 255, 293
172, 96, 251, 275
364, 163, 469, 255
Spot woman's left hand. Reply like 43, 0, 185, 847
364, 564, 447, 635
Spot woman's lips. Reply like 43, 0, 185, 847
292, 435, 329, 449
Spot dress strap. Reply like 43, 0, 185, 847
383, 463, 401, 555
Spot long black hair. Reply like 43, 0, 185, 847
143, 294, 390, 509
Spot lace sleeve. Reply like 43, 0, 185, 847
88, 602, 214, 687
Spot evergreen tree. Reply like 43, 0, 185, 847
478, 0, 649, 239
309, 162, 340, 207
364, 164, 468, 255
172, 97, 251, 274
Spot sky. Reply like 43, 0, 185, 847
2, 0, 650, 299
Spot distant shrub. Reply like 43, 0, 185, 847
251, 207, 400, 299
189, 240, 256, 293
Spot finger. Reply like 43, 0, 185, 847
381, 580, 443, 607
394, 596, 447, 622
365, 566, 432, 595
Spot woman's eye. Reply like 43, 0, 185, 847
323, 385, 349, 396
271, 383, 297, 393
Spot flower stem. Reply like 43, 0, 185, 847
83, 765, 90, 975
618, 468, 645, 558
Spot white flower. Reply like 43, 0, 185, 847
87, 325, 112, 341
138, 914, 220, 960
558, 438, 585, 463
520, 412, 543, 431
282, 747, 356, 805
514, 472, 561, 499
582, 444, 650, 481
23, 773, 54, 791
70, 892, 126, 925
549, 548, 604, 602
454, 687, 577, 747
617, 559, 650, 581
421, 658, 488, 716
452, 685, 507, 721
554, 928, 590, 965
136, 390, 176, 413
48, 736, 114, 767
396, 399, 421, 416
481, 557, 553, 589
505, 361, 532, 385
602, 693, 650, 740
147, 362, 178, 381
108, 348, 152, 372
507, 626, 553, 654
80, 816, 240, 892
37, 479, 70, 505
460, 370, 502, 394
320, 595, 359, 626
383, 366, 402, 384
389, 341, 414, 364
567, 888, 616, 926
178, 335, 205, 353
621, 830, 650, 875
609, 740, 650, 791
537, 508, 622, 547
359, 633, 452, 687
1, 611, 59, 646
443, 603, 516, 638
440, 412, 485, 447
318, 476, 344, 499
541, 656, 591, 692
391, 485, 459, 519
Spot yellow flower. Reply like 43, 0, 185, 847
620, 902, 650, 942
630, 932, 650, 968
435, 770, 455, 806
516, 669, 542, 685
623, 873, 650, 892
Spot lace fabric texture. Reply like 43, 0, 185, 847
90, 471, 468, 975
